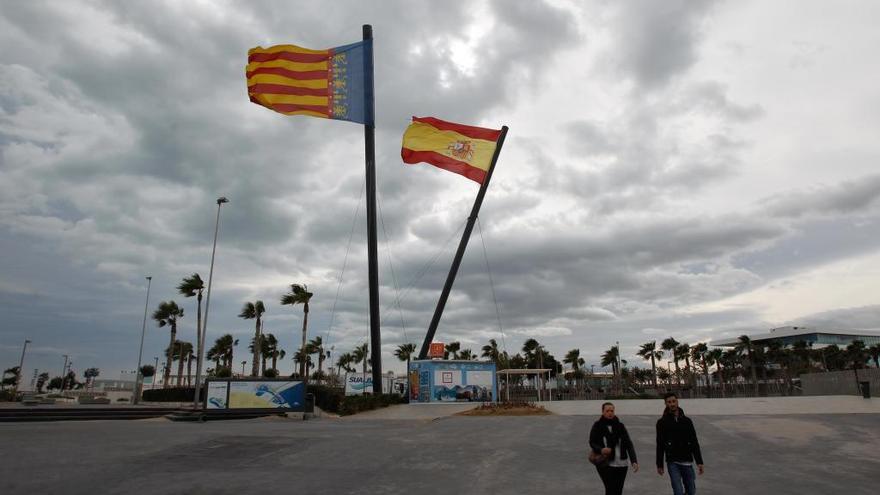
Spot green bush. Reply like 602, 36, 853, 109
338, 393, 405, 416
308, 385, 344, 413
142, 387, 202, 402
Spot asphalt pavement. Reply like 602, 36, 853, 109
1, 405, 878, 494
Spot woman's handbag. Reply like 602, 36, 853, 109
588, 450, 609, 467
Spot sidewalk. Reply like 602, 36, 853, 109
342, 395, 880, 420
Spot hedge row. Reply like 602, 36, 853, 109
308, 385, 344, 413
142, 387, 199, 402
338, 393, 405, 416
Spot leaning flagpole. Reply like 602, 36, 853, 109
418, 125, 509, 360
363, 25, 383, 393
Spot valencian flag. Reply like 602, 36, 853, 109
401, 116, 503, 185
247, 41, 373, 125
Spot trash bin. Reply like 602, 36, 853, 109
859, 381, 871, 399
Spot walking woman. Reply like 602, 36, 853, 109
589, 402, 639, 495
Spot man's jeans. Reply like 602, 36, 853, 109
667, 462, 696, 495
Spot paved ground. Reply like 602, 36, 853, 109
1, 401, 878, 494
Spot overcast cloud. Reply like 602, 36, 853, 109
2, 0, 880, 381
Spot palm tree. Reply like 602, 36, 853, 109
690, 343, 710, 396
706, 348, 725, 397
444, 341, 461, 360
661, 338, 680, 388
262, 333, 286, 373
177, 274, 205, 369
293, 348, 313, 378
248, 336, 269, 376
336, 352, 355, 376
308, 336, 326, 381
395, 343, 417, 396
168, 340, 187, 387
215, 334, 238, 370
736, 335, 760, 395
179, 341, 193, 386
281, 284, 314, 381
481, 339, 507, 369
36, 372, 50, 393
153, 301, 184, 388
868, 344, 880, 368
637, 341, 663, 389
563, 349, 585, 388
601, 345, 620, 394
352, 343, 369, 380
676, 343, 694, 390
238, 301, 266, 377
459, 349, 476, 360
522, 339, 540, 368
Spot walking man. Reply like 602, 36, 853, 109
656, 392, 704, 495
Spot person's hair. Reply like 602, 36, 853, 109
663, 392, 678, 400
601, 402, 614, 411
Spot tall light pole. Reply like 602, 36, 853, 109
133, 276, 152, 405
13, 339, 31, 394
60, 354, 69, 392
194, 196, 229, 408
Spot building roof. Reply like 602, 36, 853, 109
711, 326, 880, 347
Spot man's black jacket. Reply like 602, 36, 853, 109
655, 407, 703, 468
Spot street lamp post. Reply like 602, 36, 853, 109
13, 339, 31, 394
133, 276, 152, 405
193, 196, 229, 408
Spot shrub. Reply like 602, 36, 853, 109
142, 387, 202, 402
338, 393, 405, 416
264, 369, 279, 378
308, 385, 344, 413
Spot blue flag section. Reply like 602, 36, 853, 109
329, 40, 374, 126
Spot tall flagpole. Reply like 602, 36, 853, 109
418, 126, 509, 360
363, 24, 382, 393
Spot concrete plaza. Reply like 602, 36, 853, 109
1, 396, 878, 494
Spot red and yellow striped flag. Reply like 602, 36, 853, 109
246, 41, 372, 125
401, 117, 502, 184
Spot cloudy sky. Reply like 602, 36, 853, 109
2, 0, 880, 383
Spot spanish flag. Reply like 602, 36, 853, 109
401, 117, 503, 184
247, 41, 373, 125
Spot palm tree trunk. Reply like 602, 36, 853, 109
272, 354, 278, 371
176, 343, 185, 387
186, 356, 193, 387
252, 318, 261, 377
650, 355, 658, 389
702, 358, 710, 398
164, 326, 176, 388
717, 363, 725, 398
300, 305, 310, 385
261, 354, 266, 376
673, 360, 681, 389
748, 348, 759, 396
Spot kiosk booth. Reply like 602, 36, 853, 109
408, 360, 497, 403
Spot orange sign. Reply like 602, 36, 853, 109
429, 342, 445, 358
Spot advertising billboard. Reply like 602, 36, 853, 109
206, 381, 228, 409
226, 380, 304, 409
408, 360, 497, 403
344, 373, 394, 396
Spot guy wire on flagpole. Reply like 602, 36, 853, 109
362, 24, 383, 393
418, 125, 510, 360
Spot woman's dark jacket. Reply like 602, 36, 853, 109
589, 416, 637, 463
655, 407, 703, 468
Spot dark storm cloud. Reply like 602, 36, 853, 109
606, 0, 720, 88
762, 173, 880, 219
